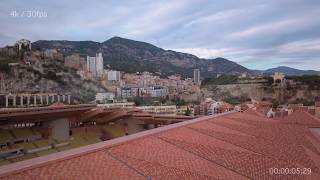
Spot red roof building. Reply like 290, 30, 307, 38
1, 111, 320, 179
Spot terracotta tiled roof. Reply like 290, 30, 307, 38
244, 108, 266, 117
280, 110, 320, 127
1, 111, 320, 179
253, 101, 272, 116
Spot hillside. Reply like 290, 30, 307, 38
0, 50, 106, 103
32, 37, 251, 77
256, 66, 320, 76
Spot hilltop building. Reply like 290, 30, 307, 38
140, 86, 168, 97
95, 92, 115, 103
15, 39, 31, 51
116, 86, 168, 98
116, 87, 140, 98
272, 72, 285, 83
196, 98, 233, 116
86, 53, 104, 77
107, 70, 121, 81
193, 69, 201, 84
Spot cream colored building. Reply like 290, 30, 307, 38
137, 105, 176, 115
176, 106, 194, 116
272, 72, 285, 83
97, 102, 135, 109
86, 53, 104, 77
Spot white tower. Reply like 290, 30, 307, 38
193, 69, 200, 84
86, 53, 104, 77
96, 53, 104, 77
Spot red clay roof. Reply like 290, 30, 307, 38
244, 108, 266, 117
280, 110, 320, 126
1, 111, 320, 179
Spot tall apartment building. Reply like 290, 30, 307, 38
86, 53, 104, 77
141, 86, 168, 97
193, 69, 200, 84
116, 87, 140, 98
107, 70, 121, 81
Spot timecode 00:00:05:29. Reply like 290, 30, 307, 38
269, 167, 311, 175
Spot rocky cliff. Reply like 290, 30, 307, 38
203, 83, 320, 104
0, 52, 106, 102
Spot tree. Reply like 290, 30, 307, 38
272, 100, 279, 108
133, 96, 145, 106
159, 97, 167, 104
184, 107, 191, 116
174, 98, 187, 106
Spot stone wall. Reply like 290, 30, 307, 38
204, 83, 320, 103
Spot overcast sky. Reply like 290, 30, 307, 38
1, 0, 320, 70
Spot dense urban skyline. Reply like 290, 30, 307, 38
1, 0, 320, 70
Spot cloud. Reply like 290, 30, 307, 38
184, 9, 246, 27
225, 10, 320, 44
172, 48, 228, 59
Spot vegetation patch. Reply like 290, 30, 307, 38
201, 75, 238, 86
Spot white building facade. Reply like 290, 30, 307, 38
107, 70, 121, 81
95, 92, 115, 103
86, 53, 104, 77
137, 105, 177, 115
193, 69, 200, 84
15, 39, 31, 51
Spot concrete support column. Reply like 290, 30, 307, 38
13, 96, 16, 107
5, 95, 8, 107
67, 95, 71, 104
46, 95, 49, 105
148, 124, 155, 129
57, 95, 60, 102
27, 96, 30, 107
33, 95, 37, 106
20, 95, 23, 106
62, 95, 66, 102
40, 95, 43, 105
50, 118, 70, 141
52, 95, 55, 103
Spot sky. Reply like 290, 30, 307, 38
1, 0, 320, 70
